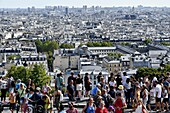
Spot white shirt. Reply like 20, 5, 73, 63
135, 104, 143, 113
24, 93, 33, 104
0, 80, 8, 89
164, 89, 168, 98
109, 81, 116, 87
122, 75, 129, 86
155, 84, 162, 98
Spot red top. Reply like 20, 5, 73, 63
95, 107, 108, 113
66, 108, 78, 113
114, 98, 126, 113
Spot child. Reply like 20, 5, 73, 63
108, 106, 114, 113
9, 92, 16, 113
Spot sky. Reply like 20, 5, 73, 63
0, 0, 170, 8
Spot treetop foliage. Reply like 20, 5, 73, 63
7, 64, 51, 87
86, 41, 113, 47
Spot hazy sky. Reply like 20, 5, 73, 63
0, 0, 170, 8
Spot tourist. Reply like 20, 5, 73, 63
66, 102, 78, 113
95, 100, 108, 113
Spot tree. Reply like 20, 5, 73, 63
120, 42, 130, 46
35, 40, 59, 53
160, 42, 170, 46
136, 66, 168, 78
35, 40, 59, 71
7, 66, 31, 82
101, 42, 112, 47
108, 52, 124, 58
93, 42, 102, 47
86, 42, 94, 47
30, 64, 51, 87
60, 43, 74, 48
86, 41, 112, 47
7, 64, 51, 87
144, 38, 152, 45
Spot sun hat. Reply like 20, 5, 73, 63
118, 85, 124, 90
98, 96, 103, 99
36, 87, 41, 91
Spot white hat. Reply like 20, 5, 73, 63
36, 87, 41, 91
97, 83, 101, 86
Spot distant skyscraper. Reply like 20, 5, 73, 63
31, 6, 35, 12
28, 7, 31, 12
92, 6, 95, 11
83, 5, 87, 11
65, 7, 68, 15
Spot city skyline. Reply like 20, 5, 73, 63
0, 0, 170, 8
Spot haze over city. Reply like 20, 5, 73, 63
0, 0, 170, 8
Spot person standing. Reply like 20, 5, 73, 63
17, 83, 26, 112
66, 102, 78, 113
154, 81, 162, 112
141, 84, 148, 108
55, 73, 64, 90
114, 93, 127, 113
9, 92, 16, 113
7, 75, 14, 93
76, 74, 83, 99
42, 82, 52, 94
162, 85, 169, 111
67, 72, 76, 86
53, 87, 63, 111
67, 80, 75, 101
0, 78, 8, 102
95, 101, 108, 113
82, 97, 96, 113
124, 78, 131, 104
84, 73, 92, 97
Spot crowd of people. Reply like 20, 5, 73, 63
0, 71, 170, 113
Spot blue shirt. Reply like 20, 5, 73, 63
87, 106, 95, 113
16, 83, 26, 90
91, 87, 98, 95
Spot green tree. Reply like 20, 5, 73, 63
60, 43, 74, 48
144, 38, 152, 45
101, 42, 112, 47
8, 55, 15, 61
93, 42, 102, 47
160, 42, 170, 46
35, 40, 59, 53
108, 52, 124, 58
86, 42, 94, 47
7, 64, 51, 87
86, 41, 112, 47
7, 66, 31, 82
120, 42, 130, 46
31, 64, 51, 87
35, 40, 43, 52
137, 67, 162, 78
